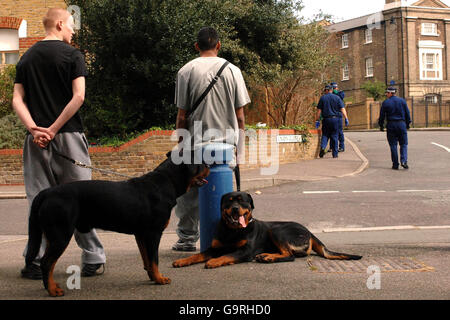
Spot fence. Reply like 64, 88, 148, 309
346, 97, 450, 130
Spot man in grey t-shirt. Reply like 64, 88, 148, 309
172, 27, 250, 251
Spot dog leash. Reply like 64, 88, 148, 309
46, 143, 134, 179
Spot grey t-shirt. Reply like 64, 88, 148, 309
175, 57, 250, 147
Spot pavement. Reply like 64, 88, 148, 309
1, 135, 449, 304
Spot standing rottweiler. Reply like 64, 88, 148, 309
173, 191, 361, 269
25, 152, 209, 296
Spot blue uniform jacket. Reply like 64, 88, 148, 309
317, 93, 345, 118
378, 96, 411, 128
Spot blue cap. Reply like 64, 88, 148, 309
324, 84, 332, 90
386, 86, 397, 93
330, 82, 338, 88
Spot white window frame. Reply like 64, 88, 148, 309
365, 57, 374, 78
421, 23, 438, 36
424, 94, 439, 104
365, 28, 372, 44
342, 64, 349, 81
341, 34, 349, 49
0, 51, 19, 64
419, 48, 442, 80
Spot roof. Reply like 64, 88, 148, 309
325, 12, 384, 33
411, 0, 449, 8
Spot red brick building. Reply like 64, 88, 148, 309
327, 0, 450, 104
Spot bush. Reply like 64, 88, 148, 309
0, 114, 27, 149
361, 80, 386, 101
0, 65, 16, 118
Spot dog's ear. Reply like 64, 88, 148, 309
246, 192, 254, 210
220, 193, 227, 209
166, 151, 172, 158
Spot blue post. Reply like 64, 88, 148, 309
199, 143, 234, 252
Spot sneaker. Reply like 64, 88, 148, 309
172, 239, 196, 252
81, 263, 105, 277
21, 263, 42, 280
319, 149, 325, 158
392, 164, 399, 170
338, 148, 345, 152
401, 162, 409, 169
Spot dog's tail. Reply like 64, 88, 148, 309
25, 192, 44, 266
310, 234, 362, 260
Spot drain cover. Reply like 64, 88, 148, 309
307, 257, 434, 273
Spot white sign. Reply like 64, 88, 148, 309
276, 135, 303, 143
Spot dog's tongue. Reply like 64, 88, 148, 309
239, 216, 247, 228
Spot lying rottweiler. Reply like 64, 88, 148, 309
173, 191, 361, 269
25, 151, 210, 297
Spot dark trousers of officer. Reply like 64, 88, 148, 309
338, 117, 345, 150
330, 117, 345, 151
386, 121, 408, 166
321, 117, 339, 157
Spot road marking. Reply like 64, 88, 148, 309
322, 225, 450, 233
302, 189, 447, 194
396, 189, 435, 193
303, 191, 340, 194
431, 142, 450, 152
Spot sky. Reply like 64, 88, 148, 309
299, 0, 450, 22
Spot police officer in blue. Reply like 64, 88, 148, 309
378, 86, 411, 170
331, 82, 346, 152
316, 85, 349, 158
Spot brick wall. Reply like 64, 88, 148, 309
0, 129, 320, 185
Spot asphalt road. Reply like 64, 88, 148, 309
248, 131, 450, 231
0, 130, 449, 304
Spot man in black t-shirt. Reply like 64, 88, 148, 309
13, 8, 106, 279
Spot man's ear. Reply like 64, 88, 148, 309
216, 41, 221, 51
194, 42, 200, 52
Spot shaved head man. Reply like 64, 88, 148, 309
13, 8, 107, 280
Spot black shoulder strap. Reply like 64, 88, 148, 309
186, 60, 230, 118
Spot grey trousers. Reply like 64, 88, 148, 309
22, 132, 106, 265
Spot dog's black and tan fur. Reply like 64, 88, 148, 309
25, 152, 209, 296
173, 191, 361, 269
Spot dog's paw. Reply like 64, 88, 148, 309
154, 276, 171, 285
48, 283, 65, 297
205, 256, 235, 269
255, 253, 275, 263
172, 259, 189, 268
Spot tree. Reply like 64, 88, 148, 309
68, 0, 332, 137
0, 65, 16, 118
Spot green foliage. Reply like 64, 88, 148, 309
361, 80, 386, 101
68, 0, 310, 139
0, 65, 16, 118
0, 114, 27, 149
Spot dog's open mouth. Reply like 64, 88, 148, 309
195, 178, 208, 187
227, 213, 249, 228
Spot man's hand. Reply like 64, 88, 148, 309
31, 127, 53, 149
379, 126, 384, 132
345, 118, 349, 127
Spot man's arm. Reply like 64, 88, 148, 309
378, 103, 386, 130
34, 76, 85, 139
175, 108, 188, 144
235, 106, 246, 165
12, 83, 51, 148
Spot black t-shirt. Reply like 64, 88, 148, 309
15, 40, 87, 133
